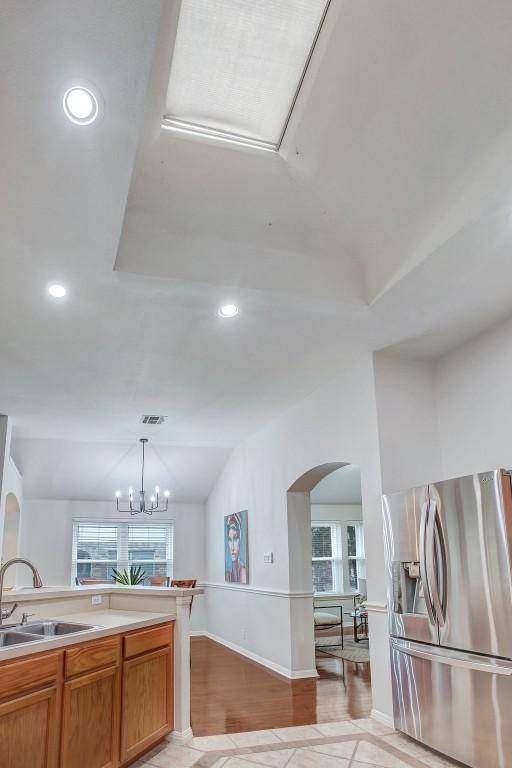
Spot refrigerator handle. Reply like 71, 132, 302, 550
426, 499, 446, 627
419, 500, 436, 625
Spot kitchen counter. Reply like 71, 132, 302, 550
1, 583, 200, 603
0, 582, 198, 740
0, 608, 175, 661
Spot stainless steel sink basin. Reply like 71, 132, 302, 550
17, 620, 97, 636
0, 630, 41, 647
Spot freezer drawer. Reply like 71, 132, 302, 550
391, 638, 512, 768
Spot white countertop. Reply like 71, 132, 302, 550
0, 608, 175, 661
1, 583, 202, 604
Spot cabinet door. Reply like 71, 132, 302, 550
0, 686, 58, 768
120, 646, 173, 764
61, 665, 120, 768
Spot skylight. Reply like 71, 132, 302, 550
163, 0, 330, 152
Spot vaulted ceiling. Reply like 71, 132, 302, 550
3, 0, 512, 500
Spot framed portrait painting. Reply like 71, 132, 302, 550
224, 510, 249, 584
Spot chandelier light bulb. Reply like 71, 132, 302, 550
128, 487, 133, 495
115, 490, 121, 498
155, 486, 160, 494
150, 495, 155, 503
164, 490, 170, 497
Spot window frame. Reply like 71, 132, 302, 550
72, 519, 174, 584
346, 520, 365, 592
311, 521, 343, 595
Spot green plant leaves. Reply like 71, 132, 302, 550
112, 565, 146, 585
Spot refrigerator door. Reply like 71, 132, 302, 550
430, 470, 512, 658
383, 485, 439, 645
391, 637, 512, 768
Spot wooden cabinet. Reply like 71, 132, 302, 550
120, 645, 173, 765
0, 620, 174, 768
61, 665, 121, 768
65, 635, 120, 678
0, 686, 59, 768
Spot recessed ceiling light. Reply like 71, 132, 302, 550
63, 86, 98, 125
218, 304, 239, 318
47, 283, 67, 299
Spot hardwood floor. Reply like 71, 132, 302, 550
190, 636, 372, 736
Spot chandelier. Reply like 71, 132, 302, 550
115, 438, 169, 516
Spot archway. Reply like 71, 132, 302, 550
287, 461, 370, 707
2, 492, 21, 586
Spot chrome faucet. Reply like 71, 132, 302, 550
0, 558, 43, 626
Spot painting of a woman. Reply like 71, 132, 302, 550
224, 511, 248, 584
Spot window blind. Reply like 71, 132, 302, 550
312, 522, 342, 593
72, 521, 174, 583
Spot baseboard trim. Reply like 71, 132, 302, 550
371, 709, 395, 729
170, 727, 193, 744
196, 630, 318, 680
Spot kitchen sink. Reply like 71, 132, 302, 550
17, 620, 98, 636
0, 630, 41, 647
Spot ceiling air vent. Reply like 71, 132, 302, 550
140, 415, 166, 426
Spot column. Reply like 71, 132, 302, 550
171, 594, 193, 743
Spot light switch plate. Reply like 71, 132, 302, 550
91, 595, 103, 606
263, 552, 274, 564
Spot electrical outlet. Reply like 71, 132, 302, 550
263, 552, 274, 564
91, 595, 103, 606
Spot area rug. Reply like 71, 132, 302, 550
315, 636, 370, 663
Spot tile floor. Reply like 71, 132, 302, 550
133, 719, 464, 768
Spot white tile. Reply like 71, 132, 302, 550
352, 718, 395, 736
307, 740, 357, 759
189, 734, 236, 751
354, 741, 411, 768
229, 730, 281, 748
288, 750, 349, 768
242, 749, 295, 767
313, 721, 362, 737
271, 725, 322, 742
224, 760, 263, 768
144, 742, 204, 767
419, 755, 463, 768
381, 733, 433, 758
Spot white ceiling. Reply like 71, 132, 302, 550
3, 1, 512, 501
310, 464, 362, 505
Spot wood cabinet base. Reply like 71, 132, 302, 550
0, 621, 174, 768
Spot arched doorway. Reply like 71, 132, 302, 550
287, 462, 371, 716
2, 492, 21, 586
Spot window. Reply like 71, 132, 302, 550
347, 521, 365, 591
163, 0, 331, 151
311, 523, 342, 594
72, 522, 174, 583
311, 519, 366, 594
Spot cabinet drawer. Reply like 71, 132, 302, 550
65, 636, 120, 678
123, 624, 173, 659
0, 652, 60, 701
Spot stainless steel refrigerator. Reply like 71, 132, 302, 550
383, 469, 512, 768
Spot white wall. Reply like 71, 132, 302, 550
18, 499, 206, 631
203, 353, 393, 718
311, 502, 362, 526
434, 315, 512, 476
374, 352, 443, 493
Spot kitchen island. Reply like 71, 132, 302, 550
0, 584, 202, 767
